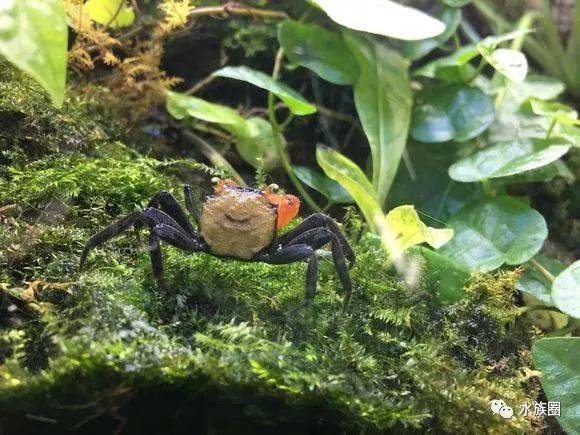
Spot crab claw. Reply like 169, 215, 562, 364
264, 193, 300, 229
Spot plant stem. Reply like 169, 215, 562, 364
267, 48, 321, 212
530, 258, 556, 283
546, 118, 557, 138
188, 3, 288, 21
182, 130, 247, 187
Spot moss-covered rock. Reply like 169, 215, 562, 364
0, 60, 544, 434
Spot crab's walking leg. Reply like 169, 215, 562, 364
148, 232, 166, 290
277, 213, 355, 268
147, 190, 196, 236
259, 227, 353, 310
260, 244, 318, 305
79, 208, 187, 271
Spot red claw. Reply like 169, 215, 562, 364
264, 193, 300, 229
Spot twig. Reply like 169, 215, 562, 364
529, 258, 556, 283
25, 414, 58, 424
182, 130, 247, 187
267, 48, 321, 212
185, 74, 216, 95
188, 3, 288, 21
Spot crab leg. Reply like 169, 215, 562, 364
260, 226, 353, 309
79, 208, 188, 271
147, 190, 197, 236
277, 213, 355, 268
261, 244, 319, 305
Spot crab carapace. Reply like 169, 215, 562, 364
79, 178, 355, 309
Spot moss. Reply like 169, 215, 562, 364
0, 61, 121, 171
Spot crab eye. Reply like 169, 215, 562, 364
266, 183, 279, 193
210, 177, 221, 187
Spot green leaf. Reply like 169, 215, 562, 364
516, 255, 566, 305
449, 138, 572, 182
343, 32, 412, 206
236, 118, 281, 170
526, 99, 579, 125
488, 75, 566, 142
413, 45, 479, 83
441, 196, 548, 272
388, 142, 485, 222
484, 48, 528, 82
166, 91, 249, 137
385, 205, 453, 257
212, 66, 317, 116
0, 0, 68, 108
532, 338, 580, 435
85, 0, 135, 28
166, 92, 282, 170
552, 260, 580, 319
294, 166, 352, 204
311, 0, 445, 40
277, 20, 358, 85
411, 85, 494, 143
402, 7, 461, 61
316, 145, 384, 235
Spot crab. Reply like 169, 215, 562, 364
79, 178, 355, 308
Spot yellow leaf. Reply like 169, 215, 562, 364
385, 205, 453, 257
85, 0, 135, 29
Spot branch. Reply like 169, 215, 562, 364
188, 2, 288, 21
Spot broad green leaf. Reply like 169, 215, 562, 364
236, 118, 281, 170
413, 45, 479, 82
441, 196, 548, 272
411, 85, 494, 143
532, 338, 580, 435
0, 0, 67, 108
343, 32, 412, 206
555, 123, 580, 147
277, 20, 358, 85
316, 146, 383, 232
552, 260, 580, 319
478, 30, 532, 51
166, 91, 249, 137
403, 7, 461, 61
489, 160, 574, 185
526, 99, 579, 126
385, 205, 453, 257
516, 255, 566, 305
388, 142, 485, 222
449, 138, 571, 182
489, 75, 566, 142
294, 166, 353, 204
311, 0, 445, 41
415, 246, 471, 303
85, 0, 135, 28
213, 66, 316, 115
484, 48, 528, 82
166, 92, 281, 169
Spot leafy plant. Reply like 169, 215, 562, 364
0, 0, 67, 107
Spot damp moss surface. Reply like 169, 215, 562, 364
0, 66, 546, 435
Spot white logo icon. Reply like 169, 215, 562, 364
490, 399, 513, 419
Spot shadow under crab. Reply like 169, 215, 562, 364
79, 178, 355, 310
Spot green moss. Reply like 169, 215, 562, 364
0, 61, 121, 171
